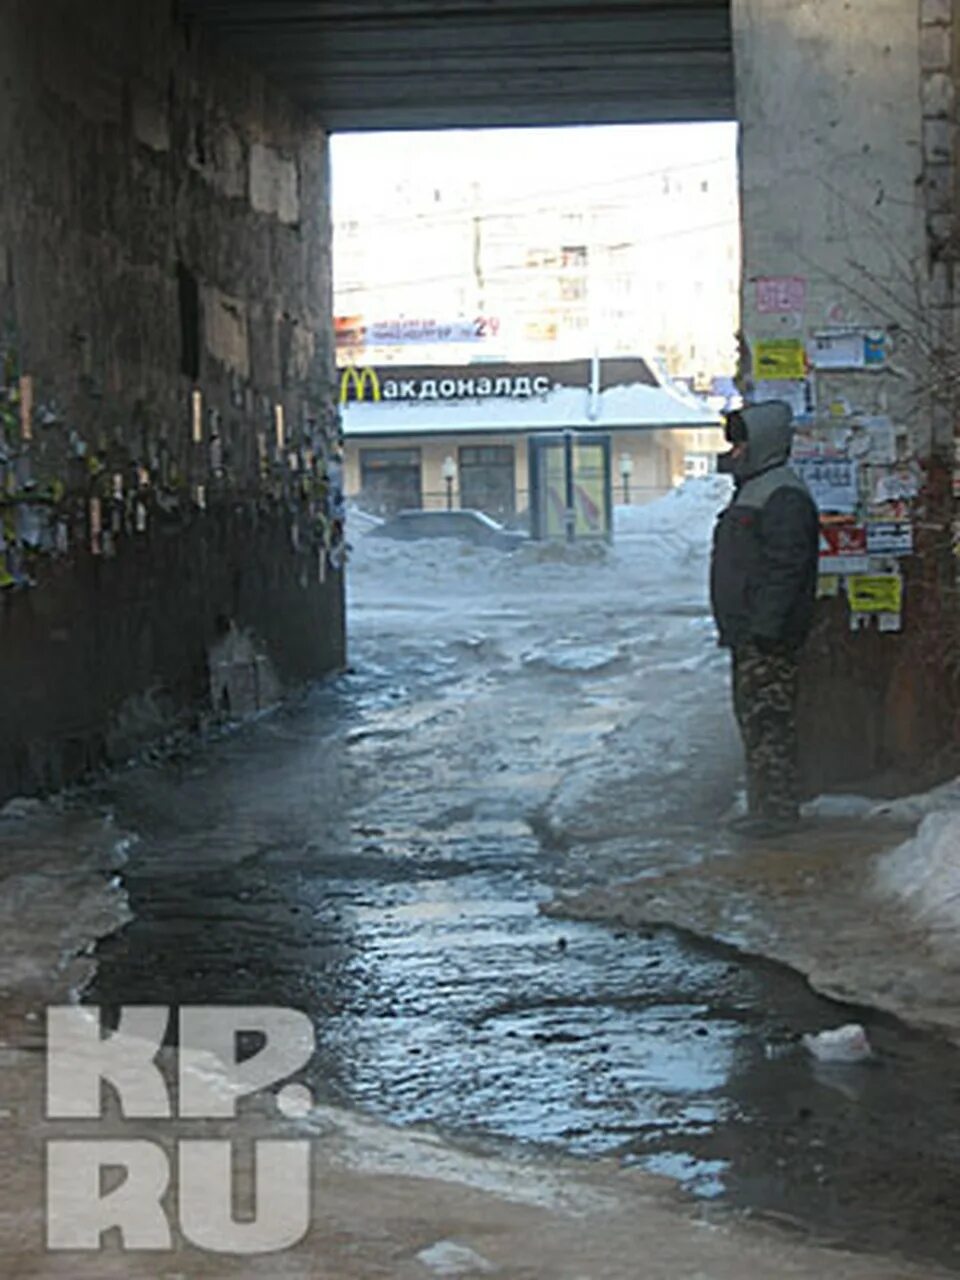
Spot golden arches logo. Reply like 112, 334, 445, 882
339, 367, 381, 404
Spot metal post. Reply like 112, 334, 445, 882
564, 430, 576, 544
588, 349, 600, 422
619, 453, 634, 507
442, 455, 457, 512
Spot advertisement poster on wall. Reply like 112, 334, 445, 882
754, 339, 807, 381
793, 455, 860, 515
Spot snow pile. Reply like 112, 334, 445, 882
344, 380, 718, 438
612, 475, 731, 574
615, 474, 731, 539
347, 476, 731, 626
873, 809, 960, 943
346, 504, 384, 535
867, 776, 960, 825
802, 1024, 873, 1063
806, 775, 960, 826
348, 528, 503, 580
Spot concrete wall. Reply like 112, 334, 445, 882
734, 0, 960, 791
0, 1, 343, 798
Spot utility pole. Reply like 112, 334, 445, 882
472, 213, 485, 314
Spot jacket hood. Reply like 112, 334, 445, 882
739, 400, 794, 477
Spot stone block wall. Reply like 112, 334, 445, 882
0, 0, 344, 799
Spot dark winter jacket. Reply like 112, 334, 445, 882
710, 401, 819, 651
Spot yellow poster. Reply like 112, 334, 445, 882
754, 338, 806, 381
847, 574, 903, 614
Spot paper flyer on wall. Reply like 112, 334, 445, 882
752, 378, 815, 420
809, 330, 865, 370
754, 338, 806, 381
793, 455, 859, 515
847, 574, 904, 615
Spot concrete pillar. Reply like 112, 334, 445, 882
733, 0, 958, 791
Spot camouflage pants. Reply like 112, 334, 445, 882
731, 642, 801, 820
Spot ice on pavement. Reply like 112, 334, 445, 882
350, 475, 960, 953
416, 1241, 497, 1276
348, 476, 739, 849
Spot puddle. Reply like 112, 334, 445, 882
84, 642, 960, 1275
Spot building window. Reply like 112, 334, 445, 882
526, 248, 557, 269
459, 444, 516, 517
359, 448, 422, 516
560, 277, 587, 301
460, 445, 514, 467
560, 245, 588, 269
684, 454, 711, 478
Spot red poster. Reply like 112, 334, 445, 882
756, 276, 807, 315
819, 524, 867, 558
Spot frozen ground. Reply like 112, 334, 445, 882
3, 476, 960, 1275
349, 474, 742, 852
347, 478, 960, 1041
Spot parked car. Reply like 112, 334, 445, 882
370, 509, 527, 551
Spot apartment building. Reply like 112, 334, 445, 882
334, 156, 740, 387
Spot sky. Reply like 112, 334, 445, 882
329, 123, 741, 375
330, 122, 738, 215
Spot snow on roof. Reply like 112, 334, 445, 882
342, 380, 719, 439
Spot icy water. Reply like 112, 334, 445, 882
89, 639, 960, 1276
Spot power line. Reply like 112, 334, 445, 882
334, 217, 738, 298
332, 154, 735, 234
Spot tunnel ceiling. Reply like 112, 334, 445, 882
181, 0, 734, 131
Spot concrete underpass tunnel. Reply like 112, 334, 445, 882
187, 0, 960, 796
0, 0, 953, 800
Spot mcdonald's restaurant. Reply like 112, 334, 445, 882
339, 357, 722, 522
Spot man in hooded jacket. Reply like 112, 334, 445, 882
710, 400, 819, 837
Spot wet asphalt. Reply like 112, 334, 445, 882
85, 638, 960, 1277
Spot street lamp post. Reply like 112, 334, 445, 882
619, 453, 634, 505
442, 455, 457, 510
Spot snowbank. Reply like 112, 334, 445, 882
345, 475, 734, 653
805, 775, 960, 826
344, 380, 718, 438
348, 476, 731, 602
614, 474, 731, 540
611, 475, 731, 579
805, 767, 960, 962
873, 808, 960, 943
346, 503, 384, 535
